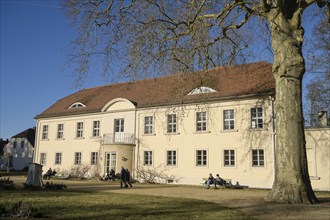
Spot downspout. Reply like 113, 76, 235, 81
134, 110, 140, 180
269, 96, 276, 185
132, 107, 137, 179
34, 120, 40, 164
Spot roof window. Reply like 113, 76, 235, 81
188, 86, 217, 95
68, 102, 86, 109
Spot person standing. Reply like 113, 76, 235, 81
120, 167, 127, 188
125, 168, 132, 188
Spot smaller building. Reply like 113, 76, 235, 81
0, 138, 9, 170
3, 128, 35, 171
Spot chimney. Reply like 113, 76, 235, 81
317, 111, 328, 127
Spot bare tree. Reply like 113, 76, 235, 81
63, 0, 330, 204
305, 16, 330, 126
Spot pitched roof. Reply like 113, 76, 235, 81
11, 128, 36, 147
36, 62, 275, 119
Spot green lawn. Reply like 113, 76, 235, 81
0, 189, 252, 219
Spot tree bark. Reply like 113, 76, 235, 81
266, 6, 318, 204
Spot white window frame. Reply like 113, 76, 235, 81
223, 149, 236, 167
196, 149, 208, 167
114, 118, 125, 132
196, 111, 207, 132
74, 152, 82, 165
92, 121, 100, 137
143, 151, 153, 166
57, 124, 64, 139
167, 114, 177, 134
76, 122, 84, 138
252, 149, 265, 167
40, 153, 46, 165
251, 107, 264, 129
223, 109, 235, 130
91, 152, 98, 165
55, 152, 62, 165
166, 150, 177, 166
144, 116, 154, 134
42, 125, 49, 140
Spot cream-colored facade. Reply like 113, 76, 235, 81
135, 97, 275, 188
34, 98, 136, 177
305, 127, 330, 191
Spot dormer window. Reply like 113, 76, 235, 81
68, 102, 86, 109
188, 86, 217, 95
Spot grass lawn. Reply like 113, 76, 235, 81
0, 189, 252, 219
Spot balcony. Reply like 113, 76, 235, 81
103, 133, 135, 145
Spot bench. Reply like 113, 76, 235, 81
202, 178, 232, 188
43, 171, 57, 180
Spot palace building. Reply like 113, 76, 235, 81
33, 62, 330, 190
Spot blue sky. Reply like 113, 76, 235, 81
0, 0, 106, 138
0, 1, 322, 139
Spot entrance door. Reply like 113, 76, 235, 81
114, 118, 124, 143
105, 152, 116, 174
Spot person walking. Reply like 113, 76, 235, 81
125, 168, 132, 188
120, 167, 128, 188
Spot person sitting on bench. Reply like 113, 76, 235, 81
43, 168, 56, 180
205, 173, 217, 189
215, 174, 226, 186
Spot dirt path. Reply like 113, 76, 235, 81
9, 176, 330, 220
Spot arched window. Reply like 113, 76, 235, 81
68, 102, 86, 109
188, 86, 217, 95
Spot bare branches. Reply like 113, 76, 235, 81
62, 1, 269, 84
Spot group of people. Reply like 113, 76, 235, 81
205, 173, 227, 189
101, 167, 133, 188
43, 167, 57, 180
102, 169, 116, 181
120, 166, 132, 188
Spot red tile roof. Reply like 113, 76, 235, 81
35, 62, 275, 119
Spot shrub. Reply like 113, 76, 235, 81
0, 198, 43, 218
0, 177, 14, 190
69, 164, 92, 179
136, 165, 181, 184
43, 181, 67, 190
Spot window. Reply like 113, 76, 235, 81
114, 119, 124, 132
144, 116, 153, 134
224, 109, 235, 130
42, 125, 48, 139
105, 153, 116, 172
13, 141, 17, 149
251, 107, 263, 129
76, 122, 84, 138
196, 112, 207, 132
167, 150, 177, 166
188, 86, 217, 95
224, 150, 235, 167
68, 102, 86, 109
57, 124, 64, 139
93, 121, 100, 137
40, 153, 46, 165
75, 152, 82, 165
20, 140, 25, 149
91, 152, 98, 165
167, 114, 177, 133
252, 149, 264, 167
196, 150, 207, 166
55, 153, 62, 165
144, 151, 153, 166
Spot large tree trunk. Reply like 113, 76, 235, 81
266, 5, 318, 204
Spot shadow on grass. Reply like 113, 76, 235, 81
0, 189, 252, 220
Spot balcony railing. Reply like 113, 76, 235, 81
103, 133, 135, 145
